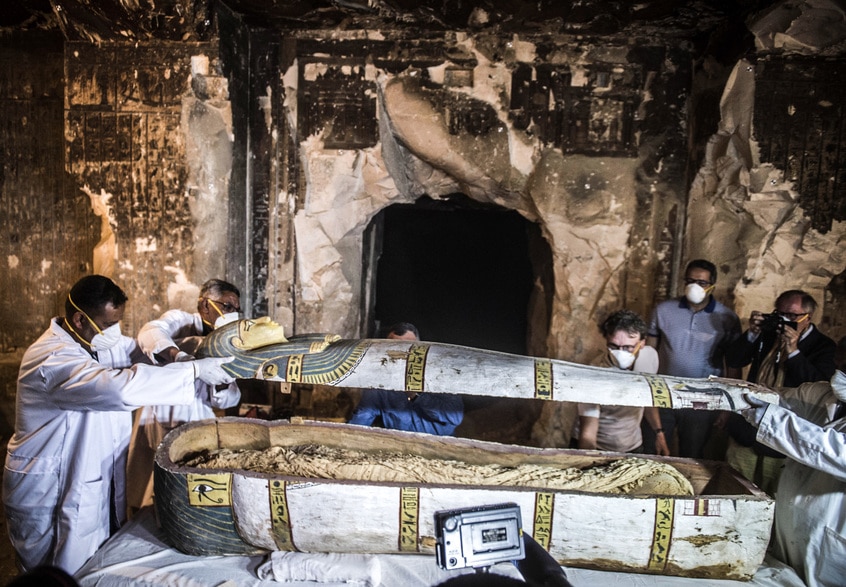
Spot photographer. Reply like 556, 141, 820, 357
723, 290, 836, 493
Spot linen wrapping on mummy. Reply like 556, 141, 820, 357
156, 418, 775, 580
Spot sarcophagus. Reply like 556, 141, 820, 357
197, 319, 779, 411
155, 418, 773, 580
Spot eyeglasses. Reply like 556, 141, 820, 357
205, 298, 241, 314
776, 311, 808, 321
683, 278, 713, 288
608, 343, 640, 353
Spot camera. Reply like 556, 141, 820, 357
758, 312, 797, 335
434, 503, 525, 570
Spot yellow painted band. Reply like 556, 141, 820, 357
399, 486, 419, 552
647, 497, 674, 572
533, 492, 554, 550
406, 344, 428, 393
287, 354, 303, 382
269, 480, 295, 550
644, 374, 673, 408
534, 360, 553, 400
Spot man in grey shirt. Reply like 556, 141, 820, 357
645, 259, 741, 457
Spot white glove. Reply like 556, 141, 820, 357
741, 393, 769, 428
193, 356, 236, 386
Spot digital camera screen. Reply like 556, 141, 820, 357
469, 518, 521, 554
482, 527, 508, 544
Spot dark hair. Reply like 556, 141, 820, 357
65, 275, 127, 317
775, 289, 817, 315
835, 335, 846, 369
434, 574, 526, 587
685, 259, 717, 284
600, 309, 647, 339
386, 322, 419, 339
200, 278, 241, 299
8, 565, 80, 586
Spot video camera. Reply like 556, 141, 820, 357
435, 503, 524, 570
434, 503, 574, 587
758, 312, 797, 335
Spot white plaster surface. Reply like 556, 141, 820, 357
750, 0, 846, 54
289, 41, 646, 361
686, 58, 846, 326
164, 265, 200, 314
281, 19, 845, 448
80, 185, 117, 278
183, 56, 233, 284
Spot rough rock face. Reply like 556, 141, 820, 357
1, 2, 845, 450
535, 2, 846, 447
684, 4, 846, 337
282, 29, 690, 358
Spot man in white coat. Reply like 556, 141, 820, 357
2, 275, 233, 575
126, 278, 242, 512
741, 335, 846, 587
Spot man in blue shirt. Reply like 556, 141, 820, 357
348, 323, 464, 435
645, 259, 741, 457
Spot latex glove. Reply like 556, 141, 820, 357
741, 393, 769, 428
193, 356, 236, 386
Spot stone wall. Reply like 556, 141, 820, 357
262, 30, 692, 364
0, 2, 845, 449
686, 56, 846, 330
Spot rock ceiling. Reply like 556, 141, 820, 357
4, 0, 782, 41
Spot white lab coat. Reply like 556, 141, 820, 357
127, 309, 240, 511
136, 309, 240, 424
755, 381, 846, 587
2, 318, 197, 575
136, 309, 206, 357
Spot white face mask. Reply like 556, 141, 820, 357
90, 322, 122, 352
685, 283, 708, 305
610, 349, 636, 370
831, 370, 846, 403
214, 312, 241, 329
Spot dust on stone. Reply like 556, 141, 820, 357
181, 444, 695, 496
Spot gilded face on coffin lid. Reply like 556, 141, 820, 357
230, 316, 289, 350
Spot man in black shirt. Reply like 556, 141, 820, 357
724, 289, 836, 493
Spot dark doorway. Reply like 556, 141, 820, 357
366, 195, 536, 354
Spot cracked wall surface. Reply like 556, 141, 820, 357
275, 31, 690, 368
1, 2, 845, 448
686, 1, 846, 329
